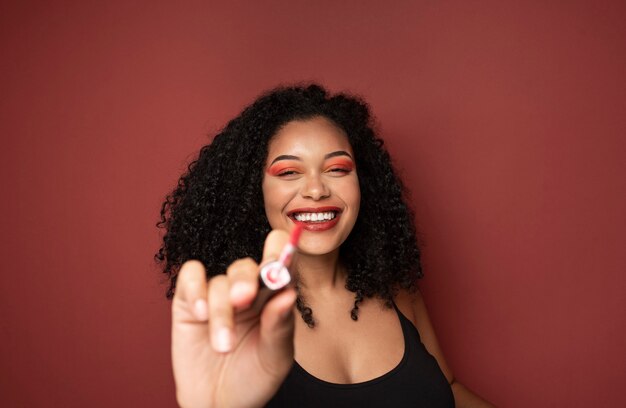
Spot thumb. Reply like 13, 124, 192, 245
257, 287, 297, 376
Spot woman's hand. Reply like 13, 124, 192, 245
171, 230, 297, 408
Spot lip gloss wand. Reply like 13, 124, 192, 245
242, 225, 303, 318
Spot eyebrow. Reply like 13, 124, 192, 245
269, 150, 353, 165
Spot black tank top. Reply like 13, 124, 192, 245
265, 304, 455, 407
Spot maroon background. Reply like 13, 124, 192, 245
2, 1, 625, 407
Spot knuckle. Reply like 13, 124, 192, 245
183, 280, 203, 294
267, 229, 289, 242
178, 262, 207, 283
208, 303, 233, 325
227, 258, 257, 277
181, 259, 204, 271
210, 303, 231, 317
263, 230, 289, 261
208, 275, 228, 293
174, 262, 207, 300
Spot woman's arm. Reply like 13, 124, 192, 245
451, 382, 496, 408
171, 231, 297, 408
395, 290, 496, 408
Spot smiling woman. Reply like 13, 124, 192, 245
262, 117, 361, 254
157, 84, 494, 407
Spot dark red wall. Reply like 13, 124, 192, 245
2, 1, 625, 406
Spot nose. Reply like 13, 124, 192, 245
301, 172, 330, 200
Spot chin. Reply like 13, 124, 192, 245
296, 236, 344, 256
298, 247, 336, 256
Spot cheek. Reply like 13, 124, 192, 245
261, 180, 272, 209
262, 179, 297, 221
262, 181, 279, 217
339, 176, 361, 208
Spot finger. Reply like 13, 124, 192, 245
207, 275, 234, 353
226, 257, 259, 308
258, 287, 297, 375
261, 229, 290, 266
173, 260, 209, 321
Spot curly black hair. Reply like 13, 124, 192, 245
156, 84, 423, 327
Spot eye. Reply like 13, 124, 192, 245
324, 159, 354, 175
328, 167, 350, 173
325, 164, 353, 175
267, 164, 301, 177
278, 169, 300, 176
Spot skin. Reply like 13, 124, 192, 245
171, 116, 495, 407
262, 117, 360, 258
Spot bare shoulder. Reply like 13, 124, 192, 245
394, 288, 454, 382
393, 288, 420, 325
394, 289, 497, 406
394, 288, 431, 325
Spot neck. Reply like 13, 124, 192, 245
292, 249, 345, 292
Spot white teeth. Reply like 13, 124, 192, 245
293, 211, 337, 222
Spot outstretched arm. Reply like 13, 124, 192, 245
171, 230, 297, 408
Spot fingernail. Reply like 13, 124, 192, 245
194, 299, 208, 320
213, 328, 232, 353
230, 282, 252, 302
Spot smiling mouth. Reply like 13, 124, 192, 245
287, 207, 342, 224
290, 211, 337, 223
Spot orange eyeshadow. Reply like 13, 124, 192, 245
325, 159, 354, 171
267, 163, 299, 176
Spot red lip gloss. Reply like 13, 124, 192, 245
240, 225, 302, 318
288, 206, 342, 232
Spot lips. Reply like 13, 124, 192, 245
287, 206, 342, 232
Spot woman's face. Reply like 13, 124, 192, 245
262, 116, 361, 256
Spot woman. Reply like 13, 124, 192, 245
157, 84, 494, 407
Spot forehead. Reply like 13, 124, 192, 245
267, 116, 353, 157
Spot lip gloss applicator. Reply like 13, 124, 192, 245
242, 224, 303, 318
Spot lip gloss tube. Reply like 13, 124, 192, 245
239, 225, 303, 319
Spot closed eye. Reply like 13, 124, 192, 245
327, 167, 351, 174
267, 163, 301, 177
325, 158, 354, 174
278, 169, 300, 176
